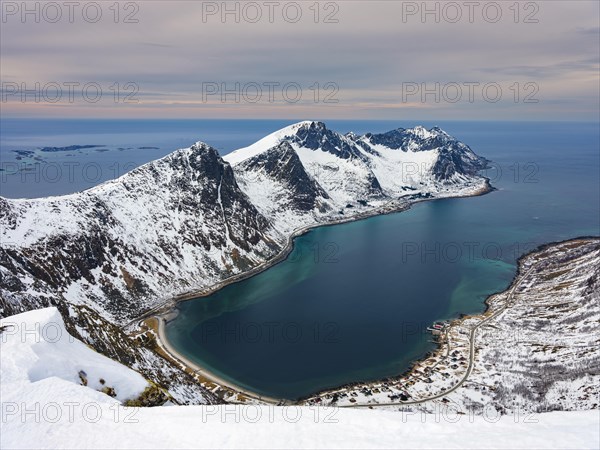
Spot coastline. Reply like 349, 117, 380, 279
144, 180, 494, 404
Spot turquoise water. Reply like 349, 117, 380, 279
165, 121, 600, 400
2, 120, 598, 400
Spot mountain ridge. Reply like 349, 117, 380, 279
224, 121, 489, 232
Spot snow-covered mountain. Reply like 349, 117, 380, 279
225, 121, 489, 233
1, 121, 489, 324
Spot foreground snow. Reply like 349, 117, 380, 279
1, 308, 149, 403
3, 404, 598, 449
1, 307, 598, 449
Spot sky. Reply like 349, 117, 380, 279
0, 0, 599, 120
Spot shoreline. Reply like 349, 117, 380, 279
154, 316, 286, 405
144, 180, 495, 404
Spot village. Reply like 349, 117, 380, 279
300, 319, 476, 408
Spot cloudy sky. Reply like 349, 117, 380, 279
1, 0, 598, 120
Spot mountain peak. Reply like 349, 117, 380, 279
190, 140, 212, 150
407, 125, 438, 139
288, 120, 325, 130
185, 141, 219, 157
158, 141, 217, 164
223, 121, 322, 165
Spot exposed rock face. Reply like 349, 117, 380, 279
360, 125, 489, 181
235, 141, 331, 213
294, 121, 368, 161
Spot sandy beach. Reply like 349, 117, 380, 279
155, 316, 286, 405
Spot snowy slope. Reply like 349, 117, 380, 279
225, 121, 315, 165
1, 143, 282, 323
0, 142, 287, 406
231, 141, 336, 234
3, 406, 598, 450
226, 121, 385, 210
0, 307, 149, 403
